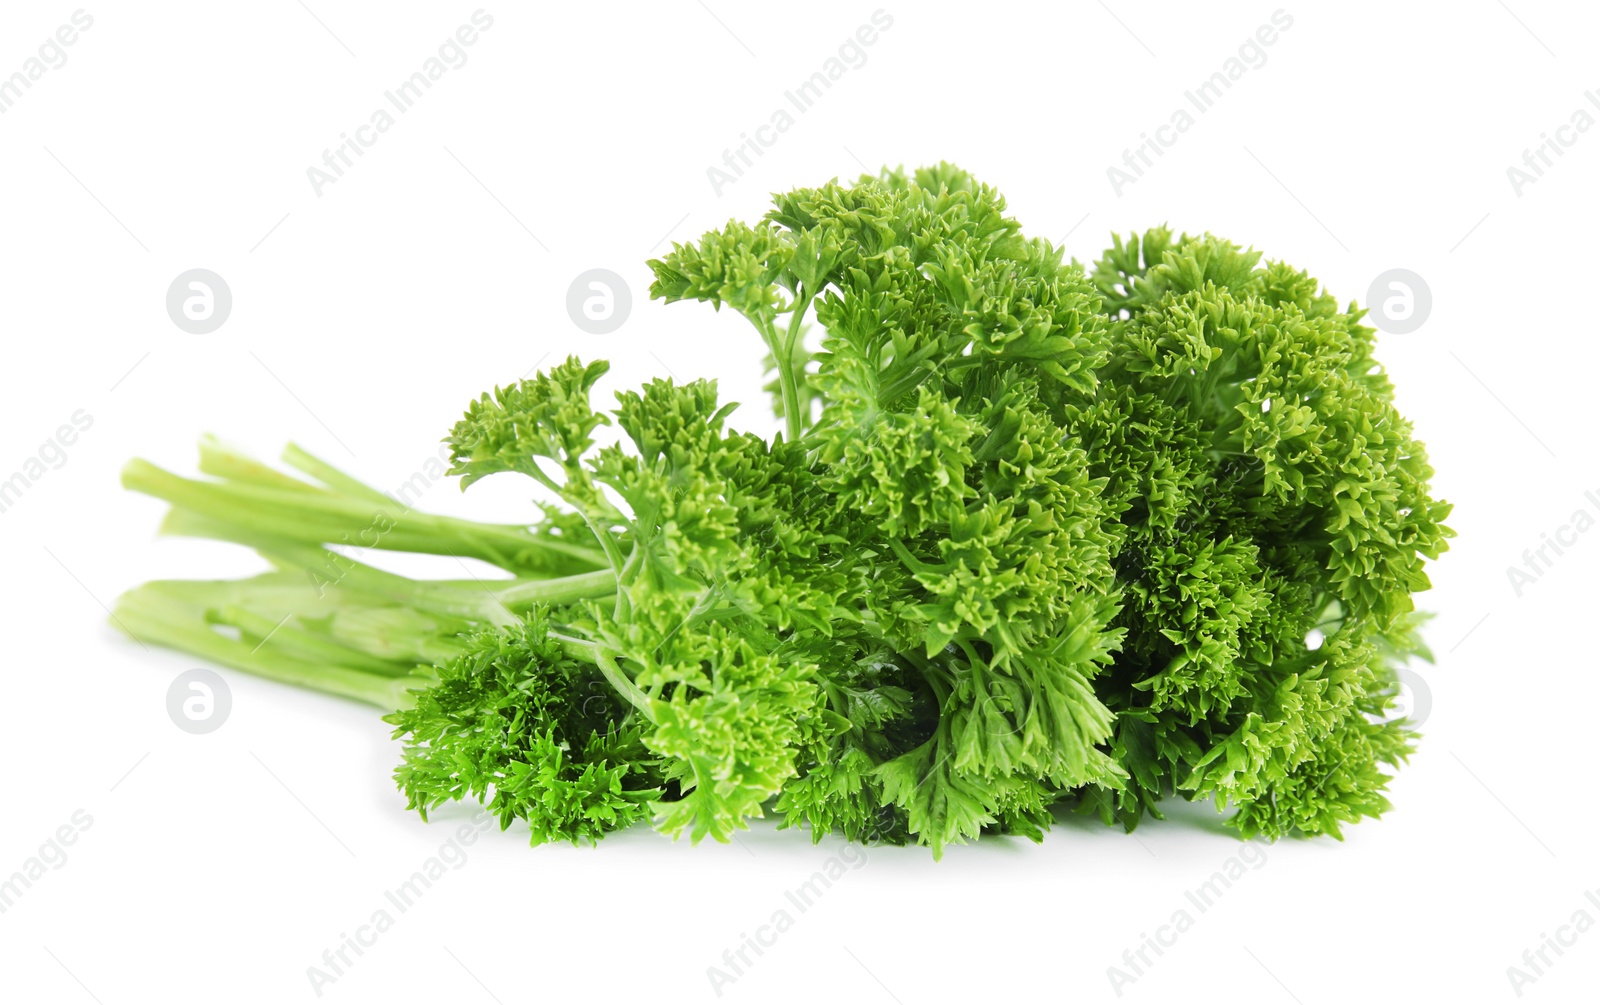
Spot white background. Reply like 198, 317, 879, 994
2, 2, 1597, 1002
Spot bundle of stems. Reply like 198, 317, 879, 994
116, 438, 616, 710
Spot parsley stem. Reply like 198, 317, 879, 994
123, 457, 608, 575
778, 287, 810, 443
115, 586, 426, 709
595, 651, 653, 716
493, 568, 618, 607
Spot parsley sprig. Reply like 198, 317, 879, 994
115, 164, 1450, 855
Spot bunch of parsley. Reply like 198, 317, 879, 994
116, 164, 1450, 856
